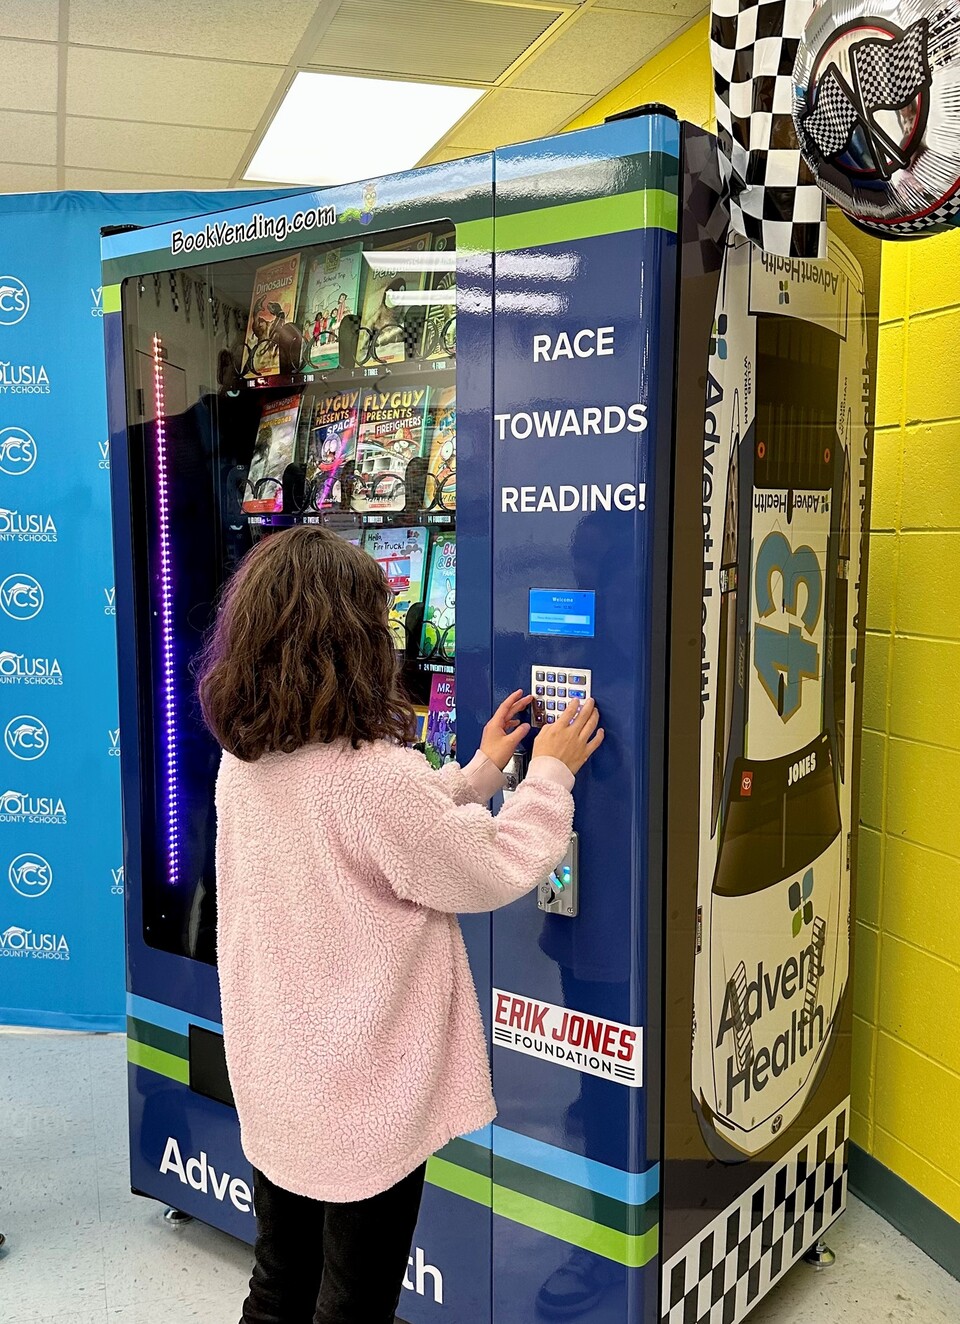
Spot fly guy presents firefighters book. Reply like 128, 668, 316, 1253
351, 386, 430, 514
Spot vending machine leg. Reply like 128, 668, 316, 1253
803, 1238, 837, 1270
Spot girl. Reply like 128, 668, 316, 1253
198, 525, 603, 1324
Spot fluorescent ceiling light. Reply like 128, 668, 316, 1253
245, 72, 483, 186
364, 251, 456, 272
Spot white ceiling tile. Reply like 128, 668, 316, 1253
597, 0, 708, 17
66, 47, 283, 130
68, 0, 319, 63
63, 166, 232, 191
443, 89, 590, 151
310, 0, 564, 83
0, 1, 59, 41
0, 110, 57, 164
512, 9, 685, 93
0, 39, 58, 112
65, 116, 251, 177
0, 162, 58, 193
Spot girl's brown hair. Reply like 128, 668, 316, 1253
197, 526, 415, 761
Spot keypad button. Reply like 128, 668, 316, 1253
557, 687, 566, 698
546, 700, 556, 711
535, 671, 545, 681
546, 687, 556, 697
557, 673, 567, 682
546, 715, 556, 723
546, 672, 556, 682
570, 674, 586, 684
535, 686, 545, 695
569, 688, 586, 699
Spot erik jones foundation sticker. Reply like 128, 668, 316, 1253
493, 989, 643, 1087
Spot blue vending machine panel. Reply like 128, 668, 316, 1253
489, 114, 680, 1324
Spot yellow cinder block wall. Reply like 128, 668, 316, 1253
570, 16, 960, 1225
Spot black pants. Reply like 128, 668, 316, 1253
241, 1163, 427, 1324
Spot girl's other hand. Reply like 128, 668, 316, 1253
532, 697, 604, 775
480, 690, 532, 771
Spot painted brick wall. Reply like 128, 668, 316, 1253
563, 14, 960, 1226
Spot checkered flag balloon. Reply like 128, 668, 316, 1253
803, 66, 861, 156
711, 0, 827, 256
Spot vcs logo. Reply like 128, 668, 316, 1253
104, 587, 116, 616
91, 286, 105, 318
0, 427, 37, 476
4, 715, 49, 761
9, 852, 52, 899
111, 866, 124, 896
0, 573, 43, 620
108, 728, 121, 757
0, 276, 29, 326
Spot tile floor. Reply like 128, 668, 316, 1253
2, 1030, 959, 1323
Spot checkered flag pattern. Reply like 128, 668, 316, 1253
853, 20, 928, 115
661, 1100, 849, 1324
802, 68, 859, 158
711, 0, 827, 256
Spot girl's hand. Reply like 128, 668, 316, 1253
480, 690, 532, 771
532, 697, 604, 774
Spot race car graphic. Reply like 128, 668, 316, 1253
692, 234, 868, 1159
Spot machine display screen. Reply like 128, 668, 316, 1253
528, 589, 596, 638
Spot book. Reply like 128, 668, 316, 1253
243, 254, 303, 378
358, 231, 432, 366
422, 385, 456, 515
297, 242, 363, 372
420, 532, 456, 660
242, 393, 304, 514
362, 526, 428, 650
351, 386, 430, 514
419, 228, 456, 361
412, 705, 429, 747
303, 389, 361, 510
423, 673, 456, 768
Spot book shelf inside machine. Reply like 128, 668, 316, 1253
121, 220, 460, 960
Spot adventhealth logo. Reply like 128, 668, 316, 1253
0, 509, 58, 543
403, 1249, 443, 1304
0, 649, 63, 686
0, 427, 37, 475
0, 277, 29, 326
4, 715, 49, 760
0, 361, 50, 394
0, 789, 66, 825
0, 924, 69, 959
9, 852, 52, 898
0, 574, 43, 620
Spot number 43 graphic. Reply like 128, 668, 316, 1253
753, 531, 823, 720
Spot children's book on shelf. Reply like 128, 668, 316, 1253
412, 705, 429, 747
421, 385, 456, 515
419, 532, 456, 660
243, 254, 303, 378
297, 243, 363, 372
303, 389, 361, 510
359, 231, 432, 365
242, 393, 304, 514
419, 229, 456, 361
351, 386, 430, 514
362, 526, 428, 650
423, 673, 456, 768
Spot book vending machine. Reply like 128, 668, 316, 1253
102, 110, 878, 1324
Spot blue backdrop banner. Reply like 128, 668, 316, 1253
0, 188, 284, 1030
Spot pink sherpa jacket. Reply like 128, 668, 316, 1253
215, 739, 574, 1202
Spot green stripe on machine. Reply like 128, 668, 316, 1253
127, 1015, 189, 1062
494, 1155, 657, 1239
127, 1037, 190, 1085
102, 283, 121, 314
494, 1185, 659, 1267
492, 189, 677, 251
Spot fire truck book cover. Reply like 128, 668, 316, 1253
241, 393, 304, 514
243, 253, 303, 378
351, 386, 430, 514
421, 386, 457, 514
358, 231, 432, 366
424, 673, 456, 768
303, 390, 361, 510
362, 526, 428, 649
419, 228, 456, 362
419, 532, 456, 660
297, 243, 363, 372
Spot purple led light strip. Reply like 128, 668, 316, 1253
152, 333, 178, 885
